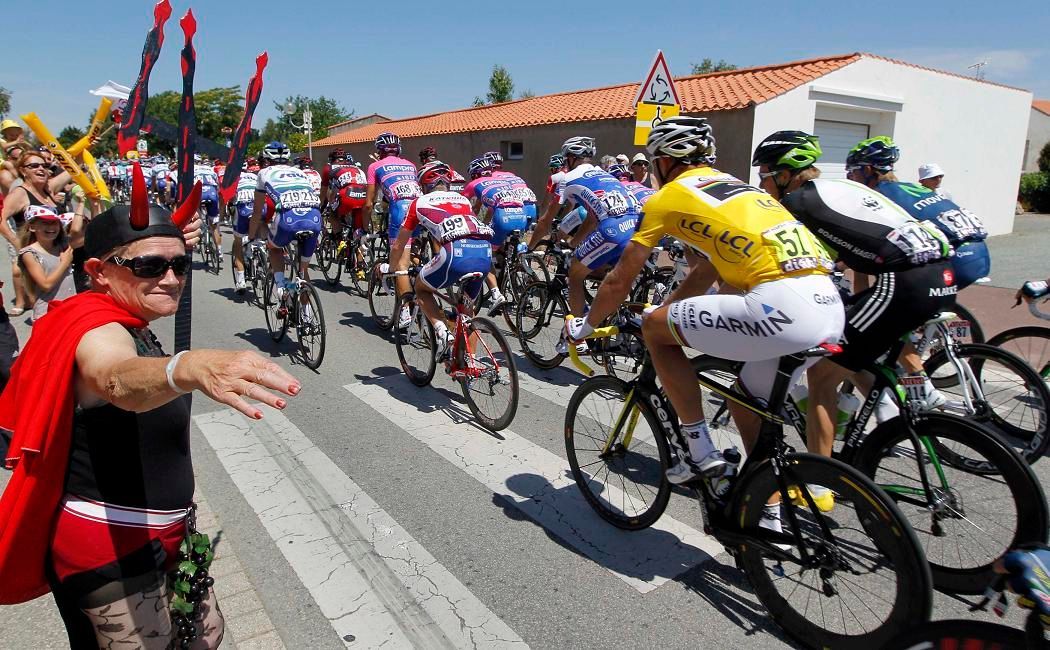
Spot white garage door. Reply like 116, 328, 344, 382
814, 119, 870, 179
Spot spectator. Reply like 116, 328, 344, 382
630, 153, 653, 188
599, 154, 616, 171
918, 163, 954, 201
615, 153, 630, 167
17, 205, 77, 323
0, 140, 29, 193
0, 120, 23, 148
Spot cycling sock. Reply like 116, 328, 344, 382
491, 288, 504, 302
875, 389, 900, 424
234, 270, 245, 285
759, 503, 782, 533
681, 420, 717, 461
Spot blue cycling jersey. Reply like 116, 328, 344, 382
559, 164, 640, 220
877, 181, 987, 245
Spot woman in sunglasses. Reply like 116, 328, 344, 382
0, 194, 302, 648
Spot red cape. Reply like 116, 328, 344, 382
0, 292, 146, 604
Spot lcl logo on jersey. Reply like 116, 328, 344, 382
714, 229, 755, 263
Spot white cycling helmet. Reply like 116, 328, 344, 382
646, 116, 716, 164
261, 141, 291, 164
561, 136, 596, 158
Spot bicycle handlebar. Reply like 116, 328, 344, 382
564, 315, 620, 377
1029, 299, 1050, 321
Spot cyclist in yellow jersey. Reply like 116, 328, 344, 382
568, 116, 844, 485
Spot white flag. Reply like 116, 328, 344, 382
89, 81, 132, 101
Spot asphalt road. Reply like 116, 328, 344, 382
1, 219, 1047, 649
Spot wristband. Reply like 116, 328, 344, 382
166, 350, 189, 394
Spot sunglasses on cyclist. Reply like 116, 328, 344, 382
757, 170, 781, 180
107, 254, 191, 278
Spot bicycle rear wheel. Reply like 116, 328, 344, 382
988, 325, 1050, 381
263, 277, 288, 342
394, 295, 437, 386
317, 230, 342, 286
295, 283, 326, 370
367, 259, 396, 331
925, 343, 1050, 465
458, 317, 518, 431
565, 376, 672, 530
207, 233, 221, 275
735, 453, 933, 649
515, 281, 568, 369
853, 414, 1049, 593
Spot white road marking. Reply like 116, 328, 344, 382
196, 408, 527, 649
345, 375, 723, 594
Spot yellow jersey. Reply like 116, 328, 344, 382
632, 167, 833, 291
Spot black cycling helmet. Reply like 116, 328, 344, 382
419, 146, 437, 163
846, 136, 899, 172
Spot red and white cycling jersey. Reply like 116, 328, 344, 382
302, 168, 322, 195
404, 191, 494, 244
324, 163, 366, 190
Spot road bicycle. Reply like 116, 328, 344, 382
316, 214, 385, 297
477, 229, 546, 334
196, 207, 222, 275
563, 315, 933, 649
694, 313, 1049, 594
262, 231, 326, 370
394, 269, 519, 431
234, 239, 268, 307
987, 294, 1050, 384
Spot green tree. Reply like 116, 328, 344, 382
486, 65, 514, 104
690, 58, 738, 75
1039, 141, 1050, 174
285, 132, 308, 153
0, 86, 10, 118
266, 95, 352, 139
472, 96, 485, 107
518, 89, 536, 100
58, 125, 86, 148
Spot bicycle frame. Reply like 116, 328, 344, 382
913, 315, 983, 416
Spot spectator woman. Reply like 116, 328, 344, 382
17, 204, 77, 322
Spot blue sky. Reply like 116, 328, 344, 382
5, 1, 1048, 135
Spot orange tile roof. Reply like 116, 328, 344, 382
1035, 100, 1050, 117
312, 52, 1027, 146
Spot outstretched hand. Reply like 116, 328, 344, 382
175, 349, 301, 419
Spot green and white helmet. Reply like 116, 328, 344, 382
751, 131, 823, 170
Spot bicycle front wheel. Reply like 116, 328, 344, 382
458, 317, 518, 431
367, 260, 396, 331
565, 376, 672, 530
263, 277, 288, 342
515, 281, 568, 369
735, 453, 933, 649
296, 283, 326, 370
394, 295, 436, 386
853, 413, 1049, 593
988, 325, 1050, 381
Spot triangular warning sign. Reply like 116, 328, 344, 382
635, 50, 680, 107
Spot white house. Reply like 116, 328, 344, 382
1025, 100, 1050, 173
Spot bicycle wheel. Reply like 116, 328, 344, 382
394, 295, 436, 386
925, 343, 1050, 465
884, 619, 1028, 649
367, 260, 396, 331
853, 413, 1049, 594
515, 281, 568, 369
988, 326, 1050, 381
207, 233, 221, 274
458, 316, 518, 431
249, 251, 268, 307
630, 267, 675, 305
735, 453, 933, 649
565, 376, 672, 530
263, 277, 288, 342
295, 283, 326, 370
597, 329, 648, 380
317, 231, 342, 286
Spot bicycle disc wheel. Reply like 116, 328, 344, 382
883, 619, 1028, 649
367, 260, 396, 331
458, 317, 518, 431
925, 343, 1050, 465
988, 326, 1050, 382
853, 413, 1049, 593
394, 296, 436, 386
735, 453, 933, 649
263, 277, 288, 342
296, 283, 326, 370
565, 376, 672, 530
515, 281, 568, 369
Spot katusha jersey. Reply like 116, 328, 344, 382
633, 167, 833, 291
559, 164, 640, 220
366, 156, 421, 202
403, 191, 494, 244
193, 164, 219, 188
256, 165, 321, 212
492, 170, 537, 205
464, 177, 523, 209
622, 180, 656, 206
235, 172, 258, 205
876, 181, 987, 245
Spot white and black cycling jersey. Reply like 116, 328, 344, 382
781, 178, 951, 275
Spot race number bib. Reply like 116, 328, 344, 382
390, 181, 420, 199
437, 214, 490, 243
887, 221, 947, 265
278, 188, 319, 209
236, 188, 255, 204
600, 191, 629, 217
761, 222, 834, 273
515, 187, 537, 203
935, 208, 987, 242
492, 189, 522, 206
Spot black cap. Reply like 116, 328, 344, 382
85, 204, 184, 259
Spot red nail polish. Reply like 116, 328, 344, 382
276, 400, 286, 409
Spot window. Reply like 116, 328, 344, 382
502, 140, 524, 160
813, 119, 870, 179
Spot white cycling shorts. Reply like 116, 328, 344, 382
664, 274, 845, 401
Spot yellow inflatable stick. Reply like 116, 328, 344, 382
67, 98, 113, 157
82, 150, 111, 201
21, 112, 100, 199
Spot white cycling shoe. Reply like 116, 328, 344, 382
665, 450, 727, 485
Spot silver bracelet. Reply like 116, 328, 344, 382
166, 350, 189, 394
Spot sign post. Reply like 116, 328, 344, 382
633, 50, 681, 146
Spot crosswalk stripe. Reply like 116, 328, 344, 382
195, 408, 528, 649
344, 375, 723, 594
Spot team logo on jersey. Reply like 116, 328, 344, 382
713, 229, 755, 263
943, 268, 955, 285
862, 196, 882, 209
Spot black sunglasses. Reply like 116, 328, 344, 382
108, 254, 191, 278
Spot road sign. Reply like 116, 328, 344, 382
634, 102, 680, 145
634, 50, 680, 107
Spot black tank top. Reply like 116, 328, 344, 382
10, 186, 52, 229
66, 328, 193, 510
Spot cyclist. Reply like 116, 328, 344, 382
248, 141, 322, 322
485, 151, 538, 227
296, 156, 322, 198
462, 156, 523, 315
555, 136, 640, 330
321, 149, 369, 277
750, 131, 956, 493
150, 155, 170, 204
390, 161, 494, 356
246, 156, 261, 174
998, 544, 1050, 631
231, 161, 259, 294
194, 155, 222, 265
420, 146, 466, 193
569, 117, 844, 487
528, 154, 570, 249
849, 137, 991, 290
608, 163, 656, 206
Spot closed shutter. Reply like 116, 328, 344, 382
814, 120, 870, 179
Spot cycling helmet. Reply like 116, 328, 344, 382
419, 146, 437, 163
846, 136, 899, 171
548, 153, 565, 169
418, 160, 453, 191
375, 131, 401, 155
295, 156, 312, 169
561, 136, 596, 159
645, 116, 715, 163
483, 151, 503, 168
607, 163, 631, 181
751, 131, 823, 170
261, 141, 291, 164
329, 148, 345, 162
468, 156, 492, 179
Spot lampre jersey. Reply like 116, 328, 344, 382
366, 156, 421, 202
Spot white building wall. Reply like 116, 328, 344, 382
752, 56, 1032, 235
1024, 108, 1050, 172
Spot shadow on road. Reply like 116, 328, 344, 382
235, 328, 296, 358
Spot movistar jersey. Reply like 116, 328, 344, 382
876, 181, 987, 245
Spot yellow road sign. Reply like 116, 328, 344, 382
634, 102, 679, 146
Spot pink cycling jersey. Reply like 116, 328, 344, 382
366, 156, 421, 202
